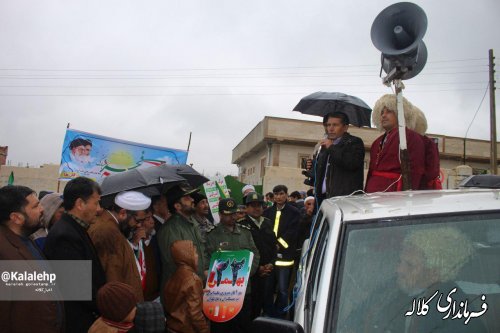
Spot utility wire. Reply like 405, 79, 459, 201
0, 57, 487, 72
464, 83, 490, 139
0, 81, 488, 89
0, 71, 489, 80
0, 64, 487, 73
0, 89, 487, 97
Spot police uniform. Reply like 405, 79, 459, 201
205, 198, 260, 333
238, 192, 278, 319
262, 198, 300, 318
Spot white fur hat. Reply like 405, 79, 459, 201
372, 94, 428, 135
114, 191, 151, 211
241, 184, 256, 195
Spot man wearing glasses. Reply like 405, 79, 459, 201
88, 190, 152, 303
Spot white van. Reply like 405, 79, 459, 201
254, 187, 500, 333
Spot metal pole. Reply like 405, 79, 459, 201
489, 49, 497, 174
187, 132, 192, 152
463, 138, 466, 165
394, 80, 412, 190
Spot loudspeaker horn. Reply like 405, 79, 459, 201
371, 2, 428, 81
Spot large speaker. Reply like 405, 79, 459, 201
371, 2, 428, 80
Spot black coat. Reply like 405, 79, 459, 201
262, 203, 300, 263
44, 213, 106, 333
238, 215, 277, 266
314, 132, 365, 198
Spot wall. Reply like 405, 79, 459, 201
0, 146, 7, 165
277, 143, 315, 168
0, 164, 66, 194
238, 145, 268, 186
262, 166, 311, 194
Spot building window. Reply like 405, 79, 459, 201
298, 154, 312, 169
260, 157, 267, 177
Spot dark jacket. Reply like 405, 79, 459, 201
297, 212, 314, 254
262, 203, 300, 264
238, 215, 277, 266
314, 132, 365, 198
0, 225, 64, 333
44, 213, 106, 333
143, 233, 162, 301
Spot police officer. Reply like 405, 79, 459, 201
238, 192, 277, 319
205, 198, 260, 333
262, 184, 300, 319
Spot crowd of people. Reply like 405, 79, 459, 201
0, 94, 441, 333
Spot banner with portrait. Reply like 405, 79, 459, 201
58, 128, 188, 182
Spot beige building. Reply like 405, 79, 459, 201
2, 117, 498, 195
232, 116, 500, 193
0, 146, 7, 166
0, 164, 67, 194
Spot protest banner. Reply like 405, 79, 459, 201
203, 179, 230, 224
58, 128, 188, 182
203, 250, 253, 322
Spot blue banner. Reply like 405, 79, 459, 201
59, 129, 188, 182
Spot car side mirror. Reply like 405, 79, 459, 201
252, 317, 305, 333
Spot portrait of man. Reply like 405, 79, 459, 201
69, 138, 93, 165
60, 137, 100, 179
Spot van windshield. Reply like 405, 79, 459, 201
332, 212, 500, 333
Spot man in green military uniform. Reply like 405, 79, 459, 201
158, 184, 207, 295
205, 198, 260, 333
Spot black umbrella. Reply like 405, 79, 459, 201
156, 164, 210, 189
293, 91, 372, 127
100, 166, 186, 197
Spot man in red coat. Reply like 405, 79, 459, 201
365, 95, 426, 193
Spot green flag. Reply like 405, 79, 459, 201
215, 181, 227, 199
7, 171, 14, 185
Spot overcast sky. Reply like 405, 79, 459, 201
1, 0, 499, 176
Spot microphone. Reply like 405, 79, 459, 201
316, 133, 329, 155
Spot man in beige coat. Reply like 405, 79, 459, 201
88, 191, 152, 302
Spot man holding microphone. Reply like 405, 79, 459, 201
306, 112, 365, 206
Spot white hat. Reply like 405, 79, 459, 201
305, 196, 315, 204
242, 184, 256, 195
114, 191, 151, 211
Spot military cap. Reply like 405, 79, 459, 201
165, 182, 199, 202
191, 192, 207, 206
244, 192, 265, 205
236, 205, 246, 213
219, 198, 237, 215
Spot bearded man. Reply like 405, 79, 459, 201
158, 184, 207, 291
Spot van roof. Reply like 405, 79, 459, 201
321, 189, 500, 222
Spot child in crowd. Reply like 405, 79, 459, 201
89, 281, 138, 333
163, 240, 209, 333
